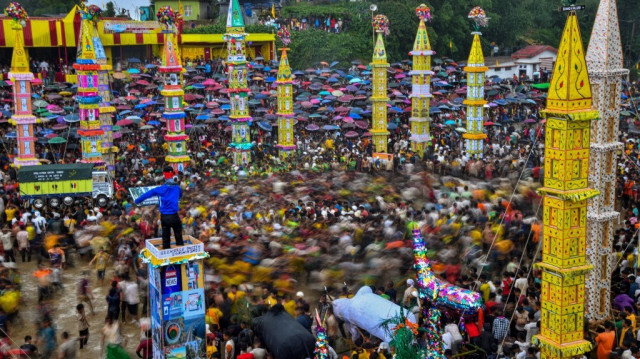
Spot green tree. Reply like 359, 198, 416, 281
104, 1, 116, 17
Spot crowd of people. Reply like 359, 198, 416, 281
0, 40, 635, 359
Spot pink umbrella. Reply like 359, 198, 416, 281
301, 101, 313, 108
46, 104, 60, 110
45, 133, 57, 139
202, 79, 216, 86
343, 117, 354, 123
362, 132, 372, 137
345, 131, 359, 138
394, 73, 406, 79
116, 119, 134, 126
113, 132, 122, 139
355, 120, 368, 129
52, 124, 67, 130
310, 99, 320, 104
206, 101, 219, 108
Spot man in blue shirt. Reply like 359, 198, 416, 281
134, 167, 184, 249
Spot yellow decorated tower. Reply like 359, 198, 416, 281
225, 0, 252, 165
462, 7, 488, 158
275, 47, 295, 158
409, 5, 433, 157
370, 15, 390, 154
584, 0, 628, 320
532, 9, 600, 359
6, 3, 39, 167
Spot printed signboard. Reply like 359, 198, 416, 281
129, 186, 160, 206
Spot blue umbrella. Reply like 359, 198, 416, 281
445, 120, 456, 125
196, 114, 209, 120
254, 93, 267, 100
64, 113, 80, 122
330, 61, 339, 68
5, 132, 15, 138
145, 64, 157, 68
128, 57, 141, 63
134, 104, 147, 109
192, 84, 205, 89
119, 110, 132, 115
387, 123, 398, 130
264, 67, 271, 72
429, 107, 441, 114
1, 110, 11, 117
293, 70, 305, 76
257, 121, 272, 131
221, 104, 231, 110
349, 78, 362, 84
322, 124, 339, 130
348, 113, 361, 119
127, 68, 140, 74
145, 101, 158, 105
148, 120, 161, 126
31, 93, 40, 99
265, 77, 276, 83
327, 78, 339, 83
193, 104, 204, 108
390, 107, 402, 112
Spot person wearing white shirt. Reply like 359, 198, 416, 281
622, 346, 638, 359
122, 279, 140, 323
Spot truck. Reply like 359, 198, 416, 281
18, 163, 114, 209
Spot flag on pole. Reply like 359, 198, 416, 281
271, 3, 276, 18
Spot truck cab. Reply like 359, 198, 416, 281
92, 171, 114, 208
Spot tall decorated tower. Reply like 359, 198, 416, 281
94, 14, 116, 176
409, 5, 433, 158
158, 6, 189, 173
462, 7, 488, 159
275, 43, 295, 159
5, 2, 38, 167
74, 2, 107, 168
532, 6, 599, 359
225, 0, 252, 165
74, 2, 115, 173
370, 15, 390, 155
584, 0, 628, 320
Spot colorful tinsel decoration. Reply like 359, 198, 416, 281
409, 223, 483, 313
314, 325, 328, 359
468, 6, 488, 29
415, 4, 431, 22
372, 14, 389, 36
84, 4, 102, 22
277, 28, 291, 46
157, 6, 176, 27
423, 307, 446, 359
4, 2, 28, 27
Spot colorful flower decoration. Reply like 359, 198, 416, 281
277, 28, 291, 46
4, 2, 28, 27
372, 14, 389, 36
157, 6, 176, 28
314, 325, 328, 359
84, 5, 102, 22
415, 4, 431, 22
468, 6, 488, 29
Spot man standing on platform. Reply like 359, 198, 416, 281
134, 166, 183, 249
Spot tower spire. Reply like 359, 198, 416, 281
275, 48, 295, 158
533, 9, 599, 359
584, 0, 629, 321
409, 5, 434, 157
370, 14, 390, 155
462, 7, 489, 158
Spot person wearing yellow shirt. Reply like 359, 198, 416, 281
479, 274, 491, 303
625, 307, 636, 333
206, 305, 223, 327
4, 205, 17, 223
283, 294, 296, 317
227, 285, 246, 303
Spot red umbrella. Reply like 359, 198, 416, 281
116, 119, 134, 126
483, 121, 496, 126
355, 120, 368, 129
136, 80, 150, 86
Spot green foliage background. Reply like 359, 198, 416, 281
1, 0, 637, 72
